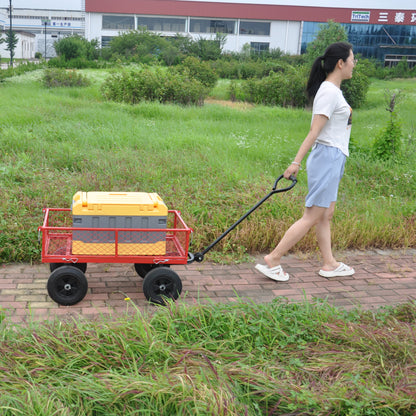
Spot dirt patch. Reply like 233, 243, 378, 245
205, 98, 254, 110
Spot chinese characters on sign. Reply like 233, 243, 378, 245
51, 21, 72, 27
351, 11, 416, 24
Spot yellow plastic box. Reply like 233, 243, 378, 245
71, 192, 168, 256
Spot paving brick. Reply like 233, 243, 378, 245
2, 249, 416, 322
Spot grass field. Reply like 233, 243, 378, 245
1, 68, 416, 415
1, 298, 416, 415
0, 70, 415, 264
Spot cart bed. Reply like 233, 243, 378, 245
39, 208, 192, 265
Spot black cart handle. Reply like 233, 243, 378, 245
272, 174, 297, 193
188, 174, 297, 263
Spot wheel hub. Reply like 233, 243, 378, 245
159, 283, 166, 292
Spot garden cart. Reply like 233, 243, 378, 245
38, 175, 296, 306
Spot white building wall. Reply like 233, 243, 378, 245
0, 7, 85, 56
0, 31, 35, 59
85, 12, 302, 55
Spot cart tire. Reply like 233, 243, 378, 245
134, 263, 170, 278
47, 266, 88, 306
142, 267, 182, 305
50, 262, 87, 273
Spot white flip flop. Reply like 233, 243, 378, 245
255, 264, 289, 282
319, 262, 355, 278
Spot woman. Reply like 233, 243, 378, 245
255, 42, 356, 281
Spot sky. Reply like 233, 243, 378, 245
180, 0, 415, 9
0, 0, 82, 10
0, 0, 414, 10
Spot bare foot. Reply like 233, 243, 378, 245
264, 254, 280, 269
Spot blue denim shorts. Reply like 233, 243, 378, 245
305, 143, 346, 208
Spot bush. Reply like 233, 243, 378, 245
374, 58, 416, 80
211, 58, 294, 80
42, 68, 91, 88
101, 67, 208, 106
107, 30, 170, 64
47, 56, 111, 69
341, 62, 370, 108
177, 56, 218, 88
54, 35, 99, 61
234, 66, 308, 108
183, 33, 226, 61
372, 91, 403, 161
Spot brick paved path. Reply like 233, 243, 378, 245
1, 249, 416, 323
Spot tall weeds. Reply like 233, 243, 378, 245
0, 73, 416, 263
1, 299, 415, 414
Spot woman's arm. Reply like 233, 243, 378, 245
284, 114, 329, 179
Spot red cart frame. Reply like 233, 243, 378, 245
38, 208, 193, 306
39, 208, 193, 266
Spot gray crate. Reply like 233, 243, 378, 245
72, 215, 167, 244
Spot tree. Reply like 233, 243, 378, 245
1, 30, 18, 64
54, 35, 99, 61
184, 33, 226, 61
305, 20, 348, 62
304, 19, 369, 108
108, 29, 170, 62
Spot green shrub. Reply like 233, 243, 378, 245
42, 68, 91, 88
372, 91, 403, 161
372, 58, 416, 80
48, 56, 103, 69
177, 56, 218, 88
101, 70, 160, 104
107, 29, 170, 64
239, 66, 308, 108
101, 67, 208, 106
54, 35, 99, 62
211, 58, 293, 80
341, 62, 370, 108
163, 71, 207, 105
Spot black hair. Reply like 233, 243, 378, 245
306, 42, 353, 99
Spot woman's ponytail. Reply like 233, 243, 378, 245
306, 55, 326, 99
306, 42, 352, 100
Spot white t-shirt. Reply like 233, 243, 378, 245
313, 81, 352, 157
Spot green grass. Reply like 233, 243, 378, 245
0, 70, 416, 263
1, 69, 416, 415
1, 298, 416, 415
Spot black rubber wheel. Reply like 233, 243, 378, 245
47, 266, 88, 306
50, 262, 87, 273
134, 263, 170, 278
142, 267, 182, 305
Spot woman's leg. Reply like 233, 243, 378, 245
315, 201, 339, 271
264, 205, 327, 268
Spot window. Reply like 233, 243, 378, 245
250, 42, 269, 53
102, 15, 134, 30
101, 36, 114, 47
301, 21, 416, 61
137, 16, 186, 32
190, 18, 235, 34
384, 54, 416, 68
240, 21, 270, 36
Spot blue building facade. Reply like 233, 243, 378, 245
302, 21, 416, 66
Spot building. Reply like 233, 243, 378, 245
0, 2, 84, 58
85, 0, 416, 65
0, 1, 415, 64
0, 29, 35, 60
